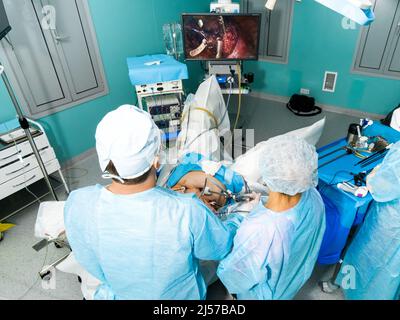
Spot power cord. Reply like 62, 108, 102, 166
319, 170, 354, 196
25, 185, 42, 204
15, 245, 50, 300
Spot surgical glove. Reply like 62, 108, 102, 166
234, 192, 261, 217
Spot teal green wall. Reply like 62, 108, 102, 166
2, 1, 398, 163
0, 0, 208, 163
247, 1, 400, 115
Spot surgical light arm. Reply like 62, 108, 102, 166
266, 0, 375, 26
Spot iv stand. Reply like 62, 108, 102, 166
0, 63, 58, 201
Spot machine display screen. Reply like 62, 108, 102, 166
182, 14, 261, 61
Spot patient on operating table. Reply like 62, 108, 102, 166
164, 153, 250, 213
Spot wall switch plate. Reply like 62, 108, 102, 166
300, 88, 310, 95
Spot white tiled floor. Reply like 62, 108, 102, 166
0, 97, 350, 300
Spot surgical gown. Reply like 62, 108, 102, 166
64, 185, 242, 300
217, 188, 326, 300
336, 142, 400, 300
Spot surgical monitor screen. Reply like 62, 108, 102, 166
182, 14, 261, 61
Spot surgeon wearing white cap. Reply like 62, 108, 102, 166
64, 105, 241, 300
217, 136, 326, 300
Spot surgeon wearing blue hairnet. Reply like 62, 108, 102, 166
64, 105, 241, 300
217, 136, 326, 300
336, 141, 400, 300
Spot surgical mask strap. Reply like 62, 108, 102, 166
102, 171, 125, 184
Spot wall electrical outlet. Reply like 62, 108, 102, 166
300, 88, 310, 95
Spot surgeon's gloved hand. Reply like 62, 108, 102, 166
234, 192, 261, 217
247, 192, 262, 206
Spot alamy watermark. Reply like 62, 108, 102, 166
339, 264, 357, 290
41, 5, 56, 31
342, 17, 357, 30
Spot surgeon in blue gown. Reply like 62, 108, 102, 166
64, 105, 242, 300
336, 142, 400, 300
217, 136, 326, 300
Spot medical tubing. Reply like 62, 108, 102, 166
16, 245, 50, 300
233, 63, 242, 130
319, 170, 354, 195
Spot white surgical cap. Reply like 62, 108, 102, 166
95, 105, 161, 179
260, 136, 318, 196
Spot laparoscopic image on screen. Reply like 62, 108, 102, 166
183, 14, 260, 61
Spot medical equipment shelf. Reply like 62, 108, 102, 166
127, 55, 188, 142
136, 80, 184, 110
220, 87, 250, 95
0, 118, 69, 227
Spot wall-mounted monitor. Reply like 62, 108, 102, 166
182, 13, 261, 61
0, 0, 11, 41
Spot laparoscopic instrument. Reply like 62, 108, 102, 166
319, 122, 369, 162
319, 146, 346, 160
199, 175, 253, 210
355, 143, 393, 167
319, 146, 366, 169
360, 154, 386, 169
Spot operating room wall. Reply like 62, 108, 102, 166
247, 1, 400, 115
0, 0, 209, 163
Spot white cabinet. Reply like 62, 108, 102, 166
0, 0, 107, 118
0, 119, 69, 204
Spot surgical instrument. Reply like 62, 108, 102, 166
319, 146, 346, 160
319, 148, 353, 169
355, 144, 392, 167
361, 154, 386, 169
202, 186, 255, 203
351, 170, 373, 186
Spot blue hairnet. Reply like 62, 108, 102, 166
260, 136, 318, 196
367, 142, 400, 202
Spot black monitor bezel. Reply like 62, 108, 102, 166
181, 13, 261, 62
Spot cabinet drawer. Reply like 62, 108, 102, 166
0, 148, 56, 184
0, 159, 60, 201
0, 134, 50, 168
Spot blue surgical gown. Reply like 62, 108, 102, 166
217, 188, 326, 300
336, 142, 400, 300
64, 185, 242, 300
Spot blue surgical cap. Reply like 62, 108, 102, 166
260, 136, 318, 196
